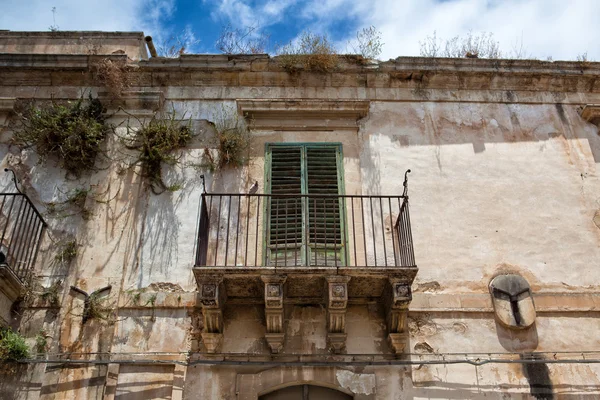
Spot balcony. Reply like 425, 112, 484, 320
193, 187, 417, 297
192, 177, 418, 353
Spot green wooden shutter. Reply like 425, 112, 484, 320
306, 146, 343, 265
266, 143, 345, 266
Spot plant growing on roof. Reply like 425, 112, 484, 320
91, 58, 130, 98
12, 96, 108, 177
347, 26, 384, 60
216, 24, 269, 54
276, 30, 339, 73
120, 110, 194, 194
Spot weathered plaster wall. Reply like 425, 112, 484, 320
0, 50, 599, 399
363, 101, 600, 292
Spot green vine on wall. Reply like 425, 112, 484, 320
207, 105, 252, 170
120, 111, 194, 194
12, 96, 109, 177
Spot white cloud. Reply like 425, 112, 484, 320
208, 0, 297, 28
323, 0, 600, 60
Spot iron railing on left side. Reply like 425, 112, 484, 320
0, 170, 47, 282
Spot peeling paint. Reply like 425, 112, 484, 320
336, 370, 375, 395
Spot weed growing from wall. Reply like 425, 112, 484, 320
12, 96, 108, 177
207, 105, 251, 169
277, 31, 338, 73
84, 291, 113, 323
54, 240, 77, 265
34, 330, 48, 355
0, 329, 30, 363
121, 111, 194, 194
45, 184, 118, 221
40, 281, 62, 308
46, 187, 92, 220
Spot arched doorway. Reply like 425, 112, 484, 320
259, 384, 353, 400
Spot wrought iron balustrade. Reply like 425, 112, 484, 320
0, 172, 46, 282
195, 192, 415, 269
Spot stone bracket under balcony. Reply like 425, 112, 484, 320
196, 274, 226, 353
193, 267, 417, 354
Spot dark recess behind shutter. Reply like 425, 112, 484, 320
269, 147, 302, 248
267, 144, 344, 266
306, 147, 341, 247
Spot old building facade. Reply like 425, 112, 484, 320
0, 31, 599, 399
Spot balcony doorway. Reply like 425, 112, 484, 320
265, 143, 347, 267
259, 384, 353, 400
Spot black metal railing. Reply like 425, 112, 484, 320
195, 193, 415, 269
0, 171, 46, 282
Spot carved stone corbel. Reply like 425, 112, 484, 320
326, 276, 351, 353
198, 275, 225, 353
384, 279, 412, 354
261, 275, 287, 353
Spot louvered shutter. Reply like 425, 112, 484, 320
306, 147, 343, 265
266, 144, 345, 266
268, 147, 303, 266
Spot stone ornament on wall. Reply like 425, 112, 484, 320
489, 274, 536, 329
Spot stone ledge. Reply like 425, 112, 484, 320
112, 290, 600, 313
0, 53, 127, 69
410, 293, 600, 313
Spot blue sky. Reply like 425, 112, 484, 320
1, 0, 599, 60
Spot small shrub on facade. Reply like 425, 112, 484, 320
12, 97, 108, 176
211, 106, 251, 169
55, 240, 78, 264
122, 112, 194, 194
0, 329, 30, 363
84, 291, 113, 323
45, 187, 93, 220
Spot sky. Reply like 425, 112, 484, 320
0, 0, 599, 60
